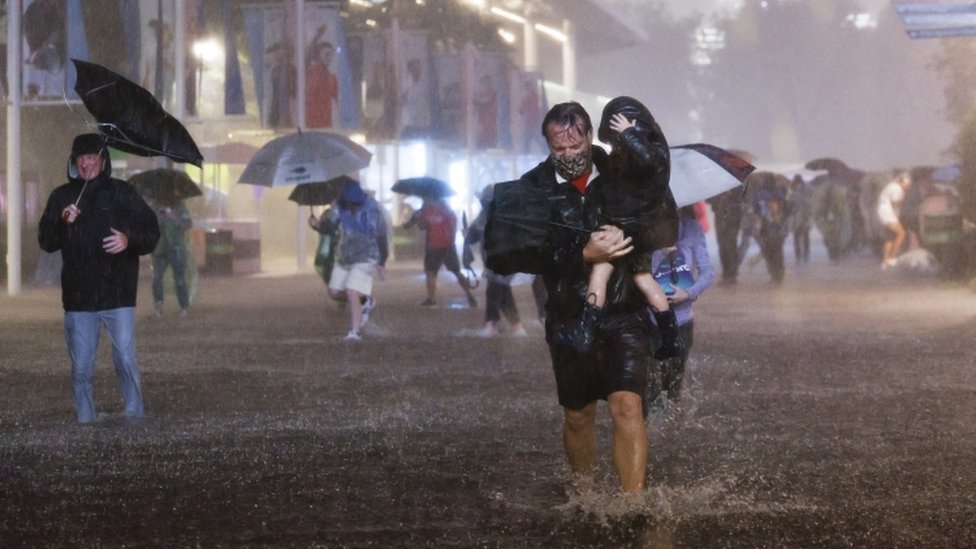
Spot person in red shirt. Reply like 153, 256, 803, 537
404, 197, 477, 307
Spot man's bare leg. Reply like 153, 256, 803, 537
563, 402, 598, 489
607, 390, 647, 493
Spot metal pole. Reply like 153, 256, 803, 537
561, 19, 576, 93
523, 19, 538, 71
295, 0, 308, 269
7, 0, 23, 295
174, 0, 186, 121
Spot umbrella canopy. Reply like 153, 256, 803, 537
72, 59, 203, 167
129, 169, 202, 203
668, 144, 755, 208
391, 177, 455, 199
286, 175, 356, 206
805, 157, 849, 174
238, 131, 372, 188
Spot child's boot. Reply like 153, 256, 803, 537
653, 309, 685, 360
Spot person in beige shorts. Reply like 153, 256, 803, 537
310, 180, 389, 340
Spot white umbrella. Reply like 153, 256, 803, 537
237, 130, 372, 188
668, 143, 755, 207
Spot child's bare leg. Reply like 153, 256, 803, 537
587, 262, 614, 308
633, 272, 669, 312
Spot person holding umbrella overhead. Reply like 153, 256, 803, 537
402, 194, 478, 308
309, 180, 389, 340
38, 133, 160, 424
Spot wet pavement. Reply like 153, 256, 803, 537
1, 252, 975, 547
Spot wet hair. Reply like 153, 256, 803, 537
541, 101, 592, 140
597, 96, 660, 145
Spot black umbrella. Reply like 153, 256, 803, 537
287, 175, 355, 207
129, 169, 202, 202
72, 59, 204, 167
805, 157, 849, 174
391, 176, 454, 199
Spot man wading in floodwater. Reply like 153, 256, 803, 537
490, 102, 657, 496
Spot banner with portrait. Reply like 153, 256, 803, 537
431, 52, 463, 145
22, 0, 75, 100
392, 29, 432, 140
510, 70, 547, 155
468, 51, 509, 150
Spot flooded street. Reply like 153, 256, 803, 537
2, 252, 975, 547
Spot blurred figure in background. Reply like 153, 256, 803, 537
464, 184, 528, 337
151, 198, 193, 318
649, 204, 714, 403
403, 196, 477, 308
753, 172, 792, 284
708, 187, 744, 285
877, 170, 912, 269
788, 175, 813, 265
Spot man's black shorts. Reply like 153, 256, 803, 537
424, 246, 461, 273
546, 311, 653, 410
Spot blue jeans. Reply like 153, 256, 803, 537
64, 307, 144, 423
152, 247, 189, 309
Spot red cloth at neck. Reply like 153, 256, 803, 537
570, 169, 591, 194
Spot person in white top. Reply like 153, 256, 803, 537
877, 171, 912, 269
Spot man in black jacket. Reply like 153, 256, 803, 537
516, 102, 652, 494
38, 134, 160, 424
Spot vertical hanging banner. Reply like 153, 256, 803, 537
241, 4, 297, 128
510, 70, 546, 155
302, 2, 343, 129
358, 31, 395, 139
432, 52, 464, 145
22, 0, 68, 100
136, 0, 176, 109
469, 50, 507, 150
393, 29, 432, 140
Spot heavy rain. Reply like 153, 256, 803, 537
2, 0, 976, 547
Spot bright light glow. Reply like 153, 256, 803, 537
533, 23, 566, 42
448, 160, 468, 212
497, 28, 516, 43
349, 133, 367, 145
349, 0, 372, 7
461, 0, 486, 9
846, 12, 877, 29
398, 142, 428, 178
365, 19, 378, 27
490, 6, 526, 24
191, 37, 223, 65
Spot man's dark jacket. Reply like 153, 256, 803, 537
513, 147, 646, 320
38, 155, 160, 312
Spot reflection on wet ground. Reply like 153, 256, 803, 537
1, 254, 975, 547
